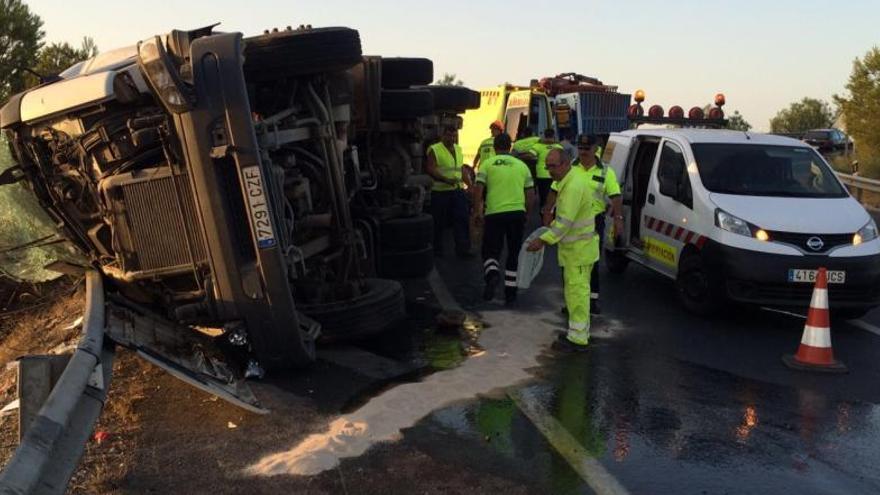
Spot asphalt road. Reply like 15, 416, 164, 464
375, 235, 880, 494
89, 227, 880, 494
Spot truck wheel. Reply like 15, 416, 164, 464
380, 245, 434, 279
301, 278, 406, 342
416, 85, 481, 113
380, 213, 434, 250
380, 89, 434, 120
604, 249, 629, 274
243, 27, 362, 79
676, 254, 720, 316
381, 57, 433, 88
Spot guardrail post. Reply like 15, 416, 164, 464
16, 356, 71, 441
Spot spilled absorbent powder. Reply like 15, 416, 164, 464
245, 306, 561, 476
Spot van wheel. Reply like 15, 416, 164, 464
604, 249, 629, 274
831, 307, 870, 322
676, 254, 720, 315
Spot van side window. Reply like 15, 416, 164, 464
657, 141, 693, 208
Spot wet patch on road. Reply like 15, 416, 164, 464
244, 307, 560, 477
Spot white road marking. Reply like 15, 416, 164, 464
849, 319, 880, 337
760, 307, 806, 319
509, 390, 630, 495
433, 266, 628, 493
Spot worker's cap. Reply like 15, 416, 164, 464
576, 134, 600, 148
490, 120, 505, 131
493, 133, 512, 150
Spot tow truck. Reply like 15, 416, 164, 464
459, 73, 631, 164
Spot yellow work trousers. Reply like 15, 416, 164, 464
563, 263, 593, 346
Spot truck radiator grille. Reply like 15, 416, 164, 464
119, 173, 207, 273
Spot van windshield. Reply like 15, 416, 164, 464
691, 144, 847, 198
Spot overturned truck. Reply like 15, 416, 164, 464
0, 25, 480, 371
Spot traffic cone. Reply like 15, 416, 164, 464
782, 267, 847, 373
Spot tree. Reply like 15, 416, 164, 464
0, 0, 44, 103
25, 37, 99, 87
726, 110, 752, 131
436, 73, 464, 86
769, 97, 835, 134
835, 47, 880, 169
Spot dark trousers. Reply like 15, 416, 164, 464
536, 178, 553, 218
431, 189, 470, 254
482, 211, 526, 298
591, 214, 606, 300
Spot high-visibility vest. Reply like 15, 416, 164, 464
430, 142, 463, 192
540, 167, 599, 267
531, 142, 563, 179
583, 162, 621, 217
512, 136, 540, 154
478, 137, 496, 164
475, 154, 534, 215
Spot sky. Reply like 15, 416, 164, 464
24, 0, 880, 131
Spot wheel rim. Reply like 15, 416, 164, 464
682, 269, 709, 303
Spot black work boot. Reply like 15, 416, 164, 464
483, 272, 499, 301
504, 287, 517, 306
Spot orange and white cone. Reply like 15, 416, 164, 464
782, 267, 847, 373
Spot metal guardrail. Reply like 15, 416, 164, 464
0, 271, 114, 495
838, 172, 880, 213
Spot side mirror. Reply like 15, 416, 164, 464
0, 166, 25, 186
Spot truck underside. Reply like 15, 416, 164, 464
0, 24, 479, 376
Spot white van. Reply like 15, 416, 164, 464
602, 129, 880, 317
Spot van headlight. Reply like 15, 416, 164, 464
715, 209, 754, 237
853, 220, 878, 246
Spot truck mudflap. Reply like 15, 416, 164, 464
105, 297, 268, 415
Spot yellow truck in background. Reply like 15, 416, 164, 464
460, 74, 631, 165
459, 84, 553, 165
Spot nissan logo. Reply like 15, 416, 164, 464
806, 236, 825, 251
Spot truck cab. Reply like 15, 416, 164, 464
604, 129, 880, 317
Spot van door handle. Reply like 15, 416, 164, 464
648, 193, 655, 205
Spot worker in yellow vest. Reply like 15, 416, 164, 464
511, 129, 540, 156
528, 129, 562, 219
474, 120, 504, 171
426, 125, 471, 257
527, 148, 599, 351
471, 133, 536, 304
542, 134, 623, 314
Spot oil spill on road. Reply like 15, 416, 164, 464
244, 308, 559, 477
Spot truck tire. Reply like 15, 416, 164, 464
380, 89, 434, 120
380, 245, 434, 279
676, 254, 721, 316
381, 57, 433, 88
604, 249, 629, 274
416, 85, 481, 113
301, 278, 406, 341
243, 27, 362, 79
380, 213, 434, 250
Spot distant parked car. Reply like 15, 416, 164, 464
802, 128, 850, 152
